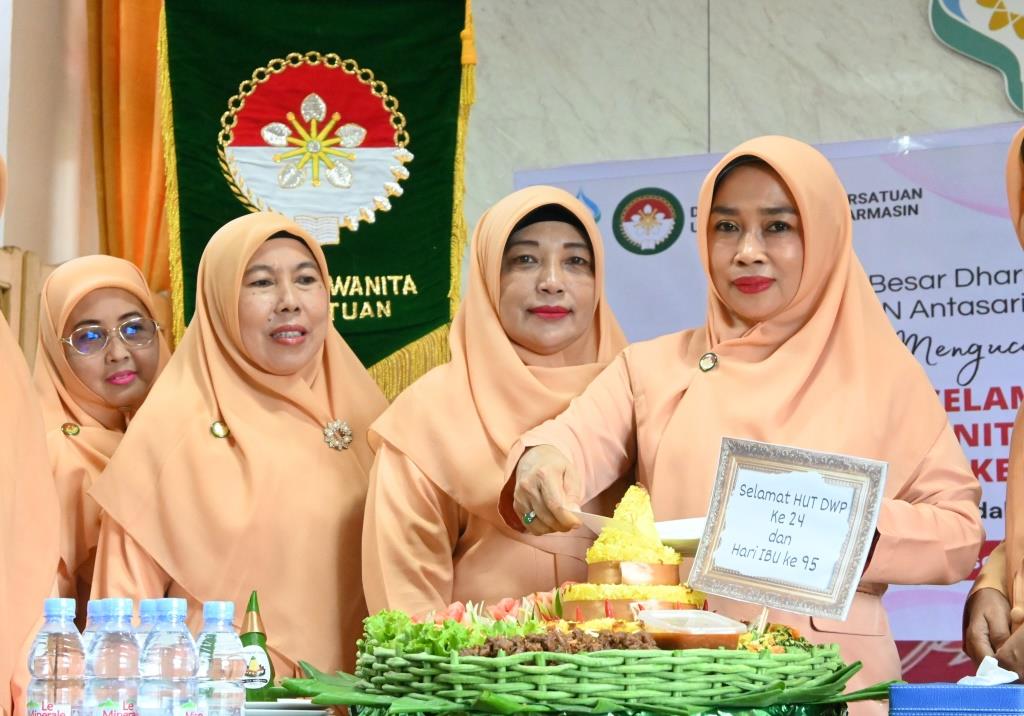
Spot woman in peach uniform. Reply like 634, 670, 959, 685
90, 213, 387, 675
33, 255, 169, 620
0, 154, 61, 716
363, 187, 628, 616
964, 125, 1024, 673
504, 136, 982, 714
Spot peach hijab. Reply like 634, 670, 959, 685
33, 256, 170, 600
34, 255, 171, 432
999, 126, 1024, 627
624, 136, 963, 517
90, 212, 388, 672
370, 186, 626, 539
0, 155, 60, 716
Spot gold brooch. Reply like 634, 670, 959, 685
210, 420, 230, 439
323, 419, 353, 450
61, 422, 81, 437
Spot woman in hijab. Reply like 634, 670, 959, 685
90, 212, 388, 675
0, 155, 61, 716
362, 187, 628, 616
500, 136, 982, 711
964, 126, 1024, 672
34, 255, 169, 620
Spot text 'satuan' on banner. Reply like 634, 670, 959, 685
160, 0, 475, 398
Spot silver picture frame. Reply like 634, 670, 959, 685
687, 437, 887, 621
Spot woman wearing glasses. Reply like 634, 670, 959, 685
33, 255, 169, 620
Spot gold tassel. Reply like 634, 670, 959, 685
367, 0, 475, 400
368, 324, 450, 401
158, 3, 186, 346
450, 0, 475, 318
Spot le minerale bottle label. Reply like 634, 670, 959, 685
172, 700, 205, 716
27, 702, 74, 716
239, 645, 272, 690
92, 699, 136, 716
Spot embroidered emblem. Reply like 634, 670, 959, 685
612, 187, 685, 256
323, 419, 354, 450
218, 51, 413, 244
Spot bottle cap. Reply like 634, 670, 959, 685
203, 601, 235, 622
157, 597, 188, 618
44, 597, 76, 619
105, 598, 133, 618
241, 590, 266, 636
140, 599, 159, 618
86, 599, 107, 619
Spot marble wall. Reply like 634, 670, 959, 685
2, 0, 1021, 262
4, 0, 97, 262
465, 0, 1022, 232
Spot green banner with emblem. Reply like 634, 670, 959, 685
160, 0, 473, 398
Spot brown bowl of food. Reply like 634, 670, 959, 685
636, 609, 747, 651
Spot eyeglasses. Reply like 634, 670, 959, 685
61, 317, 161, 357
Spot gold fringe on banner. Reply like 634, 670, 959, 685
451, 0, 475, 318
368, 323, 450, 401
158, 3, 186, 346
367, 0, 475, 401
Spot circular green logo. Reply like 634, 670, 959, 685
612, 187, 685, 255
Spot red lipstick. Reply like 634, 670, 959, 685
732, 276, 775, 294
528, 306, 571, 320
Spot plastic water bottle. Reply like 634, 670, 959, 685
139, 599, 202, 716
82, 600, 108, 656
195, 603, 244, 716
26, 598, 85, 716
135, 600, 158, 651
85, 598, 138, 716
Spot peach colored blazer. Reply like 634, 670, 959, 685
0, 314, 60, 716
971, 127, 1024, 626
364, 446, 628, 614
500, 137, 983, 716
363, 186, 628, 615
0, 155, 61, 716
32, 255, 169, 620
90, 214, 388, 676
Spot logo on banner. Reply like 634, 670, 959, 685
217, 52, 414, 244
930, 0, 1024, 112
612, 187, 684, 255
575, 188, 602, 222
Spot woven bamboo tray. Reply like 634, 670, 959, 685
354, 645, 846, 710
348, 707, 847, 716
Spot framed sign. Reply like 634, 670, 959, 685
688, 437, 887, 621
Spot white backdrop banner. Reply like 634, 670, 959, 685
515, 122, 1023, 643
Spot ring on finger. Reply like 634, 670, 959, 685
523, 510, 537, 525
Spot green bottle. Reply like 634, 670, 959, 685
239, 590, 276, 702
